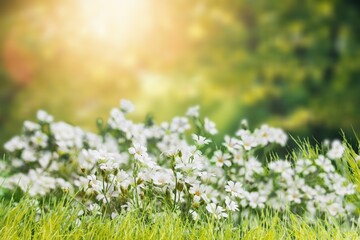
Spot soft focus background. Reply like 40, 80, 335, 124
1, 0, 360, 153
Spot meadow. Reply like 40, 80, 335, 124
1, 100, 360, 239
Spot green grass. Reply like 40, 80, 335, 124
0, 197, 359, 240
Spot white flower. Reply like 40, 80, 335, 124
232, 149, 244, 165
327, 202, 344, 216
223, 136, 242, 153
295, 159, 316, 175
129, 143, 147, 161
171, 117, 190, 133
225, 196, 239, 212
189, 210, 199, 221
50, 122, 84, 152
333, 182, 355, 196
108, 108, 127, 130
206, 203, 228, 219
120, 99, 135, 113
77, 209, 85, 217
25, 169, 57, 196
236, 129, 250, 138
98, 158, 119, 173
88, 203, 101, 215
269, 160, 291, 173
192, 134, 211, 146
225, 181, 243, 197
152, 171, 173, 186
21, 148, 37, 162
4, 136, 26, 152
204, 117, 217, 135
189, 183, 206, 202
301, 185, 317, 199
75, 218, 82, 227
87, 175, 100, 189
202, 186, 219, 204
327, 140, 345, 160
38, 152, 52, 169
212, 150, 231, 167
24, 121, 40, 132
37, 110, 54, 123
240, 134, 257, 151
78, 149, 98, 171
315, 155, 334, 173
240, 119, 248, 128
290, 176, 305, 189
245, 157, 263, 175
258, 181, 273, 196
254, 124, 272, 146
111, 212, 119, 219
186, 105, 200, 118
56, 178, 72, 192
282, 169, 295, 183
272, 128, 287, 146
96, 184, 119, 203
5, 100, 359, 219
30, 131, 48, 148
247, 192, 266, 209
306, 201, 317, 215
323, 139, 330, 148
286, 188, 302, 204
116, 170, 132, 189
268, 191, 287, 210
11, 158, 23, 168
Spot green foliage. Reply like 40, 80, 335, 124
184, 0, 360, 139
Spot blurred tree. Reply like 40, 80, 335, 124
172, 0, 360, 142
1, 0, 360, 153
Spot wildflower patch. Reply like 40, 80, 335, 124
1, 100, 358, 223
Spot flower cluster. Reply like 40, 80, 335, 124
1, 100, 358, 222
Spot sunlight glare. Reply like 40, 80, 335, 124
75, 0, 153, 50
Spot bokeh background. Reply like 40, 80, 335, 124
1, 0, 360, 153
